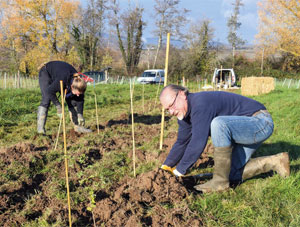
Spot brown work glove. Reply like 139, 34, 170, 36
77, 114, 85, 126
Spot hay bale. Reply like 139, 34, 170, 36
241, 77, 275, 96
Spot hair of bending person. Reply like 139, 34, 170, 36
71, 73, 87, 93
160, 84, 189, 98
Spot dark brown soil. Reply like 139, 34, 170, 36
0, 112, 211, 226
93, 169, 202, 226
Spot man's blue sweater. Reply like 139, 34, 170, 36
163, 91, 266, 174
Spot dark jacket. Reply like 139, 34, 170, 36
43, 61, 83, 125
163, 91, 266, 174
45, 61, 78, 104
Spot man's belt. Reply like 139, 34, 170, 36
252, 109, 270, 117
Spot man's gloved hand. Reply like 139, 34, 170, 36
173, 169, 183, 177
77, 114, 85, 126
161, 165, 184, 177
161, 165, 176, 174
74, 125, 92, 133
56, 104, 62, 118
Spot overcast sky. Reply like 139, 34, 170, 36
80, 0, 259, 45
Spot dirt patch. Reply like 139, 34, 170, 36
0, 110, 209, 226
0, 143, 49, 226
93, 169, 202, 226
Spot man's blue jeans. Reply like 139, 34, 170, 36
210, 111, 274, 181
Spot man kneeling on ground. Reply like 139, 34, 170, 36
160, 84, 290, 193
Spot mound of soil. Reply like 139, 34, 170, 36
93, 169, 202, 226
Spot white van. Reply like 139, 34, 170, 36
137, 69, 165, 84
212, 68, 237, 88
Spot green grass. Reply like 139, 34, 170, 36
0, 84, 300, 226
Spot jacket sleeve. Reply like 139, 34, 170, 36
175, 107, 214, 175
66, 94, 85, 125
66, 98, 78, 125
75, 94, 84, 115
163, 119, 192, 167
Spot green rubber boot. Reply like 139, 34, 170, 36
37, 106, 48, 134
194, 146, 232, 193
242, 152, 290, 180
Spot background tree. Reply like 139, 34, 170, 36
257, 0, 300, 58
72, 0, 107, 71
0, 0, 79, 76
152, 0, 189, 68
227, 0, 245, 68
110, 0, 144, 76
183, 19, 216, 79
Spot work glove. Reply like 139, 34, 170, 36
173, 169, 183, 177
161, 165, 176, 174
77, 114, 85, 126
161, 165, 184, 177
74, 125, 92, 133
56, 104, 62, 118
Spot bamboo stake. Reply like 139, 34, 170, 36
154, 77, 162, 108
4, 72, 6, 89
159, 33, 170, 150
60, 81, 72, 227
130, 80, 136, 177
142, 83, 145, 113
95, 93, 100, 134
219, 65, 223, 91
54, 89, 67, 151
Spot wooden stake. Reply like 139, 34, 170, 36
159, 33, 170, 150
142, 83, 145, 113
154, 78, 162, 108
60, 81, 72, 227
95, 93, 100, 134
219, 65, 223, 91
130, 80, 136, 177
54, 89, 67, 151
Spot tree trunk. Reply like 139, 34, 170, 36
232, 46, 235, 68
153, 18, 164, 69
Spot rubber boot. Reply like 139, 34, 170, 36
37, 106, 48, 134
242, 152, 290, 180
194, 146, 232, 193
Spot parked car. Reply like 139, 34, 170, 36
137, 69, 165, 84
78, 72, 94, 83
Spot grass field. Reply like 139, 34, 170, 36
0, 84, 299, 226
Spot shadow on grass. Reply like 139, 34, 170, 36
254, 141, 300, 161
291, 164, 300, 173
106, 113, 171, 127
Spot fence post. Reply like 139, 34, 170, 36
288, 79, 292, 89
282, 78, 287, 86
18, 71, 20, 88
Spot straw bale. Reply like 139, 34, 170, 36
241, 77, 275, 96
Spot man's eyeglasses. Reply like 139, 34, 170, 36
166, 92, 179, 114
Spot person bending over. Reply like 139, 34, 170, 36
37, 61, 92, 134
160, 84, 290, 193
